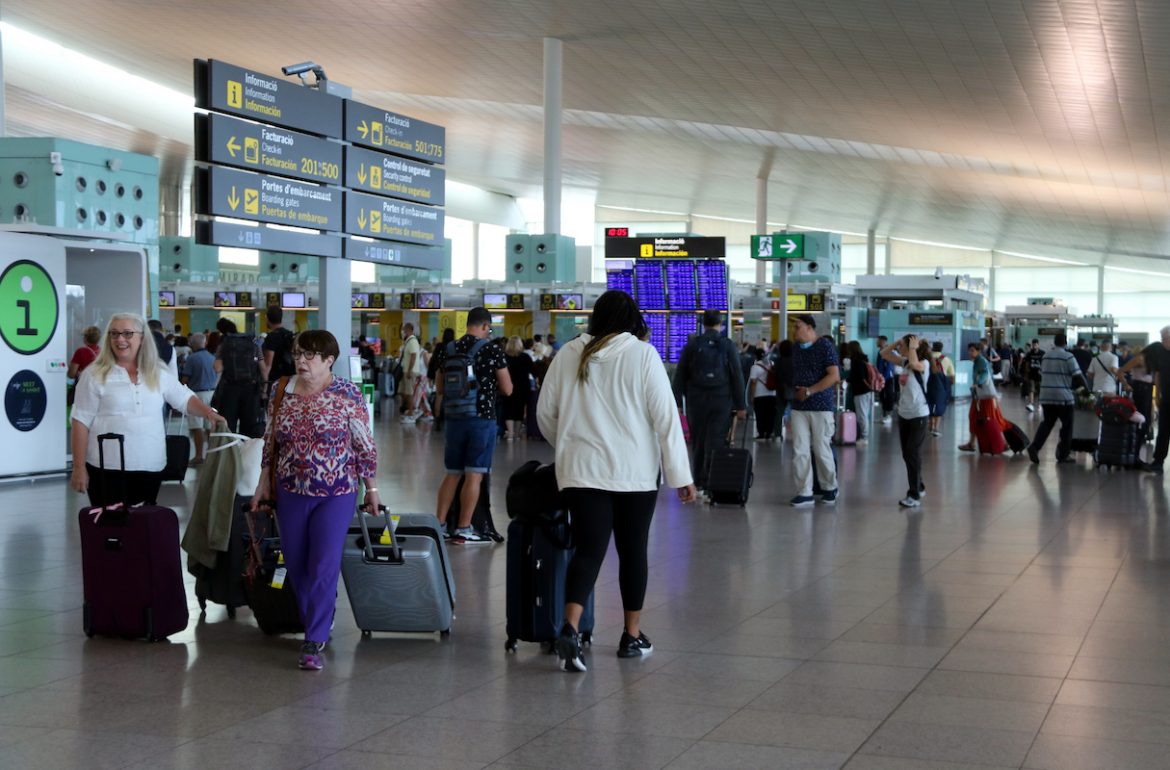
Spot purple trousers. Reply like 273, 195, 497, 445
276, 488, 356, 644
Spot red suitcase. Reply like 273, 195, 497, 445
79, 433, 189, 641
973, 401, 1007, 455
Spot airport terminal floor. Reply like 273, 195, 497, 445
3, 394, 1170, 769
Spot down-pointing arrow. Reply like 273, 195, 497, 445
781, 238, 798, 255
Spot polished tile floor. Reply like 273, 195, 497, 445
3, 395, 1170, 768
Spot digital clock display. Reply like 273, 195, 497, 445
605, 227, 630, 237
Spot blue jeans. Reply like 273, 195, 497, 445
444, 417, 497, 474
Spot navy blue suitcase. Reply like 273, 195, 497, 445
504, 517, 594, 653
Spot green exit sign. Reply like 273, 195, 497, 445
751, 233, 804, 260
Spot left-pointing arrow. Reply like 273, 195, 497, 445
227, 186, 240, 211
226, 136, 241, 158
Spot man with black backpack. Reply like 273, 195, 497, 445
673, 310, 746, 495
213, 318, 263, 437
434, 307, 513, 544
260, 305, 296, 391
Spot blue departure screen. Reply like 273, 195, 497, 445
666, 261, 697, 310
644, 313, 668, 361
697, 260, 728, 310
635, 261, 666, 310
607, 268, 634, 296
668, 313, 699, 363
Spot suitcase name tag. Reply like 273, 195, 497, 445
271, 567, 287, 589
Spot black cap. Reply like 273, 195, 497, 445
792, 313, 816, 329
467, 306, 492, 327
702, 309, 724, 328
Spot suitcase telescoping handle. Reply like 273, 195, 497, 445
726, 415, 749, 449
95, 432, 130, 512
357, 504, 402, 563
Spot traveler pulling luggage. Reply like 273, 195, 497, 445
341, 507, 455, 636
706, 415, 753, 506
79, 433, 189, 641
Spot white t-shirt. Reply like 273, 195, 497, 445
71, 365, 197, 472
402, 336, 425, 377
749, 362, 775, 398
897, 362, 930, 419
1089, 351, 1120, 394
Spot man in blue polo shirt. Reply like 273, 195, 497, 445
789, 315, 841, 506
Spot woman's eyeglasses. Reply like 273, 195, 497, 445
292, 350, 320, 361
108, 330, 139, 339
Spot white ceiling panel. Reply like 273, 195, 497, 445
3, 0, 1169, 264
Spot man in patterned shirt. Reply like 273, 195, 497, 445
434, 307, 513, 543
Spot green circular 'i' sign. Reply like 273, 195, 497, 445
0, 260, 59, 355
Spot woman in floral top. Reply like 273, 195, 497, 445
252, 330, 379, 671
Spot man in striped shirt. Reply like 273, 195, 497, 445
1027, 334, 1086, 465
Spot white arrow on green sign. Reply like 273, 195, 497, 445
751, 232, 804, 260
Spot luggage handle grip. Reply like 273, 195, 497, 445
357, 504, 402, 563
95, 433, 130, 512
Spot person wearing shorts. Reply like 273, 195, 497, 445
181, 333, 219, 465
433, 307, 513, 544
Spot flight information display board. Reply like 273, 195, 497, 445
697, 260, 729, 310
668, 313, 699, 363
606, 266, 634, 296
635, 260, 666, 310
644, 314, 668, 361
666, 260, 697, 310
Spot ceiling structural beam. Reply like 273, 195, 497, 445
543, 37, 562, 236
755, 148, 774, 284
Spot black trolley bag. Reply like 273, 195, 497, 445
504, 461, 594, 653
443, 473, 504, 542
242, 506, 304, 635
707, 415, 754, 506
192, 496, 253, 618
78, 433, 189, 641
341, 507, 455, 636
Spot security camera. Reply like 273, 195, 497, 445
49, 151, 63, 176
934, 267, 944, 280
281, 62, 316, 76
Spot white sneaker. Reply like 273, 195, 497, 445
418, 414, 434, 423
1025, 404, 1035, 413
898, 496, 921, 508
400, 414, 418, 424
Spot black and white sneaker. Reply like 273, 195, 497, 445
556, 623, 587, 672
617, 629, 653, 658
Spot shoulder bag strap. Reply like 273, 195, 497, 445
267, 376, 289, 496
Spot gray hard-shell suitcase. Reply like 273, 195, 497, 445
341, 508, 455, 637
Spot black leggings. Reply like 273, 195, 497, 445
898, 416, 928, 499
562, 488, 658, 611
86, 463, 163, 507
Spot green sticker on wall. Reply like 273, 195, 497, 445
0, 260, 59, 355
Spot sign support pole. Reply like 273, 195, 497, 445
755, 149, 773, 285
319, 256, 352, 378
543, 37, 562, 236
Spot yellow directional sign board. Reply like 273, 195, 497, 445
344, 100, 445, 164
344, 145, 445, 205
198, 166, 342, 231
198, 113, 342, 186
344, 190, 444, 246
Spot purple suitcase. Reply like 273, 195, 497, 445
79, 433, 189, 641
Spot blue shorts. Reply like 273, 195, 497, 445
444, 417, 497, 475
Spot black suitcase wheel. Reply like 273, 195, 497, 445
197, 597, 207, 611
505, 637, 518, 653
440, 629, 451, 637
362, 630, 372, 639
226, 605, 237, 619
581, 632, 592, 646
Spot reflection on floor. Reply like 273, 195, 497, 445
2, 396, 1170, 769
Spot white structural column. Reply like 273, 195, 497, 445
989, 251, 998, 310
319, 256, 352, 377
543, 37, 562, 236
755, 150, 774, 284
0, 14, 6, 137
1098, 264, 1106, 315
866, 228, 876, 275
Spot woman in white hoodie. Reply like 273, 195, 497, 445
537, 291, 697, 673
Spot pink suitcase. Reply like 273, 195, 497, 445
834, 411, 858, 445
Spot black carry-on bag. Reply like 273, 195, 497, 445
444, 473, 504, 542
707, 416, 754, 506
191, 496, 252, 617
242, 506, 303, 635
78, 433, 189, 641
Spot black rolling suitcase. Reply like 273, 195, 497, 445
1003, 421, 1030, 455
192, 496, 252, 618
242, 508, 303, 635
79, 433, 189, 641
161, 413, 190, 483
1097, 420, 1138, 469
504, 516, 594, 653
444, 473, 504, 542
707, 416, 753, 506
